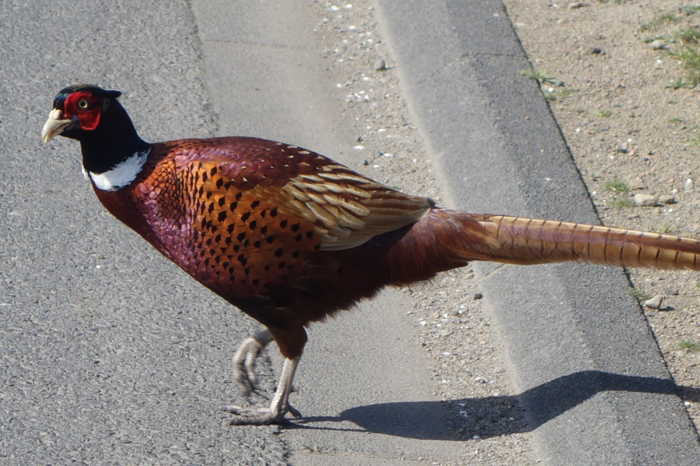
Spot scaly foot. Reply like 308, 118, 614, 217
225, 356, 301, 426
232, 329, 273, 397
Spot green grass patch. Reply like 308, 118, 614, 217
679, 340, 700, 352
629, 288, 651, 301
688, 132, 700, 146
611, 198, 635, 208
640, 13, 680, 32
543, 88, 577, 102
520, 68, 573, 101
520, 69, 565, 87
667, 79, 693, 89
597, 110, 613, 118
671, 46, 700, 87
605, 179, 631, 193
680, 5, 700, 16
520, 68, 550, 82
675, 27, 700, 44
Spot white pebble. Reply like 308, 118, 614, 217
633, 193, 658, 207
684, 178, 694, 192
644, 295, 664, 309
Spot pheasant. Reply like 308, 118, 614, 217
42, 84, 700, 425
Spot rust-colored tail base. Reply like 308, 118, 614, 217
385, 209, 700, 285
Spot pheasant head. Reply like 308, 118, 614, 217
42, 84, 150, 189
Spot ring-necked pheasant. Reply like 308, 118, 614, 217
42, 84, 700, 425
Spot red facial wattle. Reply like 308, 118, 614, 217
63, 91, 102, 131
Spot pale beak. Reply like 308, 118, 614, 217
41, 108, 72, 143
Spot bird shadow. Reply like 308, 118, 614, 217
283, 370, 700, 440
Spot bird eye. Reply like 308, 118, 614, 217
78, 98, 89, 109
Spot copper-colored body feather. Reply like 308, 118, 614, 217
95, 137, 700, 360
42, 86, 700, 424
95, 137, 434, 357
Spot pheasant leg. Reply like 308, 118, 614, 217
224, 356, 301, 424
232, 329, 273, 397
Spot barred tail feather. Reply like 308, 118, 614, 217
471, 214, 700, 270
384, 209, 700, 285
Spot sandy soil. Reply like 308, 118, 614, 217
503, 0, 700, 429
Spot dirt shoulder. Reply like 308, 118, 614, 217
503, 0, 700, 429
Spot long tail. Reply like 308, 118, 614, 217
385, 209, 700, 284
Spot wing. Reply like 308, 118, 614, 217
169, 137, 433, 251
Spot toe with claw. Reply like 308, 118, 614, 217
225, 355, 300, 426
223, 402, 302, 425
